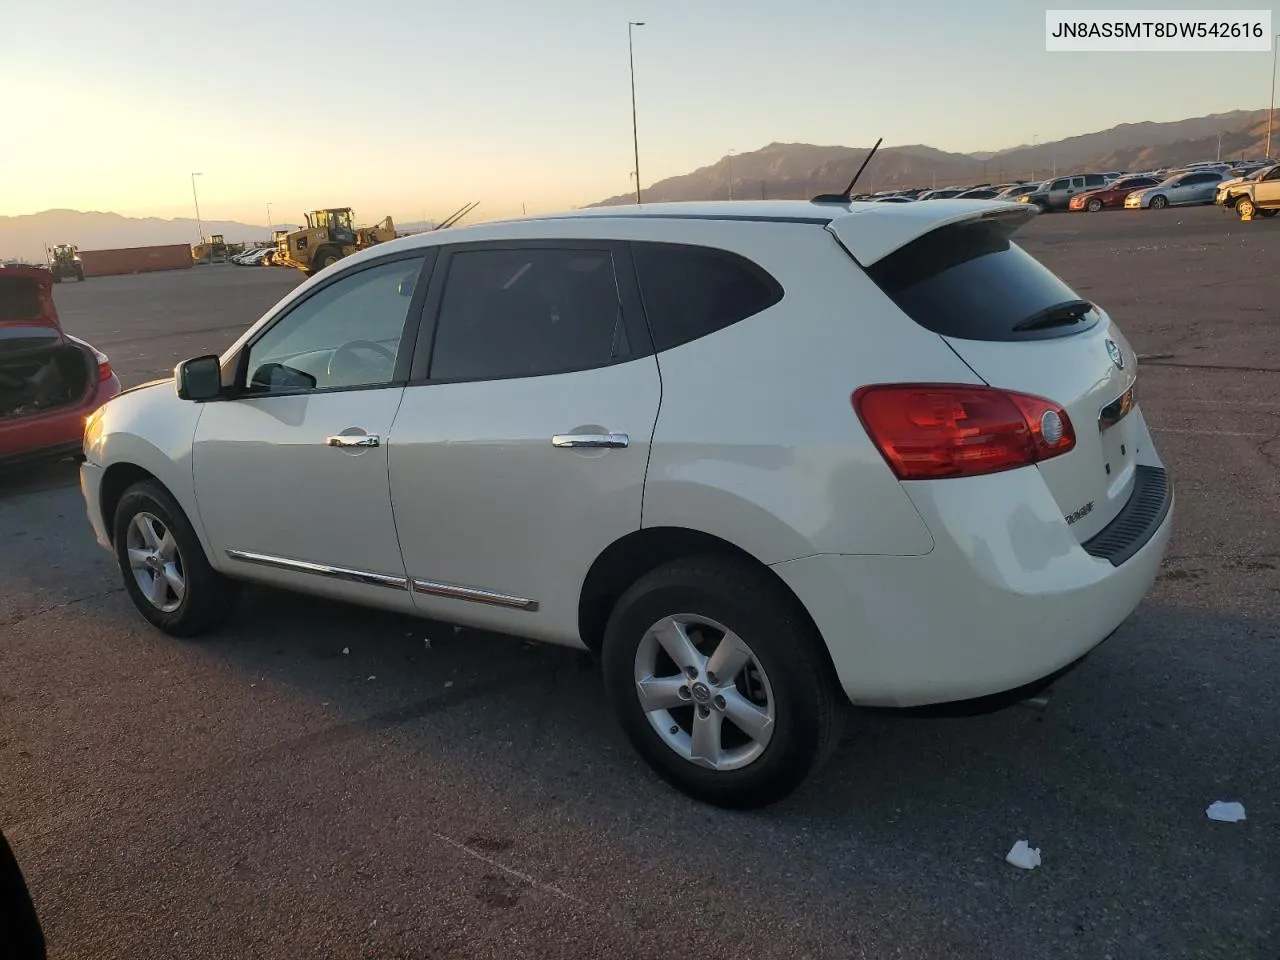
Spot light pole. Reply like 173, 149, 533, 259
190, 173, 204, 246
628, 21, 645, 204
266, 202, 273, 236
727, 149, 735, 200
1267, 33, 1280, 159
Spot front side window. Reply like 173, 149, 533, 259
429, 247, 629, 381
244, 256, 424, 394
1049, 179, 1069, 191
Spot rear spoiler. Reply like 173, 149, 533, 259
825, 201, 1037, 267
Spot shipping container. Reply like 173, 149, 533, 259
79, 244, 193, 278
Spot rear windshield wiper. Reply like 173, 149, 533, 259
1011, 299, 1094, 332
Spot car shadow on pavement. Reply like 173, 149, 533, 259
0, 460, 81, 499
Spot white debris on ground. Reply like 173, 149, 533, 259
424, 638, 431, 650
1206, 801, 1246, 823
1005, 840, 1042, 870
342, 647, 349, 655
367, 675, 376, 681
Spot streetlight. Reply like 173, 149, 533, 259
1264, 33, 1280, 158
727, 149, 735, 200
190, 173, 204, 245
628, 20, 645, 205
266, 202, 273, 235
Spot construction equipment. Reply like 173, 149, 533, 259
274, 208, 396, 276
46, 244, 85, 283
191, 234, 242, 264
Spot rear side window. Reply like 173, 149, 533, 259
429, 247, 630, 380
631, 243, 783, 352
0, 276, 42, 322
865, 219, 1100, 343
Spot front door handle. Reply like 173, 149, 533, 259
551, 433, 629, 449
327, 434, 380, 448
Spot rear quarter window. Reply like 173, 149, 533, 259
631, 242, 783, 352
864, 219, 1100, 342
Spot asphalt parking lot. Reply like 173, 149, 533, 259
2, 206, 1277, 959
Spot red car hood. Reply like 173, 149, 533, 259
0, 264, 65, 346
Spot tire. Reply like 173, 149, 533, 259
601, 554, 844, 809
317, 248, 341, 270
1260, 209, 1277, 218
1087, 198, 1103, 212
52, 273, 62, 284
112, 480, 239, 637
1033, 201, 1049, 213
76, 269, 85, 282
1149, 195, 1168, 209
1236, 198, 1256, 220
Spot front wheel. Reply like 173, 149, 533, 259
113, 480, 239, 637
1149, 195, 1168, 209
1087, 198, 1103, 212
1236, 198, 1256, 219
601, 555, 844, 809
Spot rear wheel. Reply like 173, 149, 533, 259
1236, 198, 1256, 219
1086, 197, 1103, 212
112, 480, 239, 637
317, 248, 341, 270
1149, 195, 1168, 209
601, 554, 844, 809
1260, 209, 1278, 218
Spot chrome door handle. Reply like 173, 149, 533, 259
551, 433, 629, 449
326, 434, 380, 448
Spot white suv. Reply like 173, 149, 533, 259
80, 199, 1173, 808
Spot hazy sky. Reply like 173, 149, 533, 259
2, 0, 1277, 225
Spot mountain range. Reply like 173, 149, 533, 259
4, 109, 1275, 259
592, 109, 1274, 205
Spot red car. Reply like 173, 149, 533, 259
0, 264, 120, 469
1069, 174, 1163, 211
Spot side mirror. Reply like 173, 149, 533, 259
175, 355, 223, 401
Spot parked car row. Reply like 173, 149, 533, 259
860, 158, 1277, 217
230, 246, 276, 267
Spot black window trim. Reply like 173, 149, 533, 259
221, 247, 437, 400
406, 238, 654, 387
626, 239, 786, 354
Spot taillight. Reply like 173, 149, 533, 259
91, 346, 113, 381
852, 383, 1075, 480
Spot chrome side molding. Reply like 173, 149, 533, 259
224, 549, 539, 611
410, 578, 539, 611
225, 550, 409, 590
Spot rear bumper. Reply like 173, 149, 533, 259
0, 373, 121, 467
772, 466, 1174, 708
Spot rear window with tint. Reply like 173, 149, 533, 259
0, 275, 42, 322
864, 219, 1100, 342
631, 242, 783, 352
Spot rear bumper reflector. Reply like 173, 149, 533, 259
1083, 465, 1172, 567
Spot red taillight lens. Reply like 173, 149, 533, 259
852, 384, 1075, 480
91, 346, 113, 381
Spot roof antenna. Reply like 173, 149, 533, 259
811, 137, 883, 203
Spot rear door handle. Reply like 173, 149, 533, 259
551, 433, 629, 449
327, 434, 380, 448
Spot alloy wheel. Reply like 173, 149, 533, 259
633, 614, 775, 771
125, 511, 186, 613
